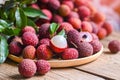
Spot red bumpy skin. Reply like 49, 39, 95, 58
22, 26, 35, 34
18, 59, 37, 78
39, 38, 50, 46
36, 60, 51, 75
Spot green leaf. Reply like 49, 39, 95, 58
0, 19, 9, 27
15, 7, 27, 28
0, 36, 8, 63
23, 7, 48, 19
49, 23, 59, 35
3, 27, 21, 36
0, 25, 5, 32
58, 29, 65, 36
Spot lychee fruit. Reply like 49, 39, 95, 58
67, 29, 81, 47
78, 6, 91, 20
39, 23, 50, 39
68, 17, 81, 30
18, 59, 37, 78
31, 3, 39, 10
89, 22, 99, 34
62, 48, 79, 60
22, 26, 35, 34
97, 28, 107, 40
62, 1, 74, 10
42, 9, 52, 21
74, 0, 86, 7
90, 40, 102, 54
48, 0, 60, 10
39, 38, 50, 46
102, 22, 113, 36
9, 41, 22, 56
91, 33, 99, 41
22, 45, 36, 59
22, 32, 38, 46
36, 60, 50, 75
67, 11, 79, 19
58, 22, 74, 33
77, 42, 93, 57
36, 44, 53, 60
59, 4, 71, 17
50, 35, 67, 53
79, 32, 93, 42
91, 12, 105, 24
52, 14, 63, 23
81, 21, 93, 33
39, 0, 49, 3
108, 40, 120, 53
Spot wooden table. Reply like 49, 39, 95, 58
0, 32, 120, 80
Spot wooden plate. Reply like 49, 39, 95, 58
8, 46, 103, 68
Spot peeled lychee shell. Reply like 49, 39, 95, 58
22, 26, 35, 34
50, 35, 67, 53
22, 32, 38, 46
108, 40, 120, 53
36, 44, 53, 60
36, 60, 50, 75
9, 41, 22, 56
18, 59, 37, 78
22, 45, 36, 59
90, 40, 102, 54
62, 48, 79, 60
77, 42, 93, 57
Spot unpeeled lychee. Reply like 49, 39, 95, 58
9, 41, 22, 56
18, 59, 37, 78
36, 60, 50, 75
67, 11, 79, 19
22, 32, 38, 46
42, 9, 52, 21
77, 42, 93, 57
36, 44, 53, 60
48, 0, 60, 10
22, 45, 36, 59
62, 48, 79, 60
22, 26, 35, 34
97, 28, 107, 40
108, 40, 120, 53
39, 38, 50, 46
90, 40, 102, 54
62, 1, 74, 10
52, 14, 63, 23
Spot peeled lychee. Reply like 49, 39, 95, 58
50, 35, 67, 53
39, 23, 50, 39
22, 26, 35, 34
59, 4, 71, 17
90, 40, 102, 54
79, 32, 93, 42
22, 45, 36, 59
68, 17, 81, 30
62, 48, 79, 60
18, 59, 36, 78
108, 40, 120, 53
77, 42, 93, 57
36, 44, 53, 60
22, 32, 38, 46
9, 41, 22, 56
36, 60, 50, 75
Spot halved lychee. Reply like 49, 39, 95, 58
50, 35, 67, 53
79, 32, 93, 43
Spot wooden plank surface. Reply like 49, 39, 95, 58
75, 32, 120, 80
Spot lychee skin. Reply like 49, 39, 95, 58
58, 22, 74, 33
78, 6, 91, 19
52, 14, 63, 23
48, 0, 60, 10
62, 1, 74, 10
39, 0, 49, 3
36, 60, 50, 75
67, 11, 79, 19
91, 33, 99, 41
74, 0, 86, 7
39, 23, 50, 39
31, 3, 39, 10
22, 32, 38, 46
18, 59, 37, 78
68, 17, 81, 30
102, 22, 113, 36
22, 26, 35, 34
90, 22, 98, 34
97, 28, 107, 40
39, 38, 50, 46
90, 40, 102, 54
108, 40, 120, 53
59, 4, 71, 17
22, 45, 36, 59
36, 44, 53, 60
77, 42, 93, 57
9, 41, 22, 56
42, 9, 52, 21
62, 48, 79, 60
